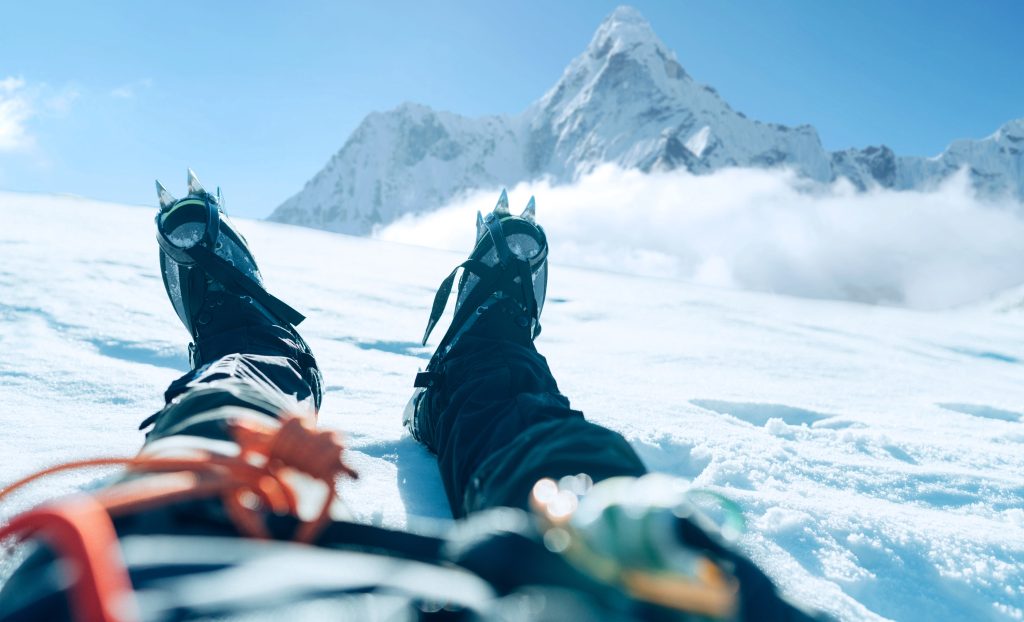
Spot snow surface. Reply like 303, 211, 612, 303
685, 126, 712, 159
2, 192, 1024, 621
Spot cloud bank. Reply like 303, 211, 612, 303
0, 76, 79, 152
375, 165, 1024, 310
0, 77, 34, 151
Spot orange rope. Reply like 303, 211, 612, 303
0, 496, 138, 622
1, 413, 359, 544
0, 414, 359, 622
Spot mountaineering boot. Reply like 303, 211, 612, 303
155, 170, 321, 406
404, 190, 549, 444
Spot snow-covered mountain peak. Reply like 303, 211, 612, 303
392, 101, 432, 116
537, 5, 689, 114
997, 117, 1024, 134
525, 5, 833, 181
587, 5, 665, 57
890, 116, 1024, 198
992, 117, 1024, 142
271, 6, 1024, 233
605, 4, 648, 24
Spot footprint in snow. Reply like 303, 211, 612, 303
690, 399, 830, 428
938, 403, 1023, 422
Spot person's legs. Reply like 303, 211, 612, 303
143, 171, 323, 446
0, 175, 328, 621
407, 194, 646, 518
405, 199, 826, 621
415, 330, 647, 517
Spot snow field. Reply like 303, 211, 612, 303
1, 192, 1022, 620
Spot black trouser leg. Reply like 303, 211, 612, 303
144, 324, 322, 444
418, 335, 647, 518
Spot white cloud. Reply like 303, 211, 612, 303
0, 77, 25, 92
45, 87, 80, 115
375, 165, 1024, 310
0, 77, 34, 151
0, 77, 81, 151
110, 78, 152, 99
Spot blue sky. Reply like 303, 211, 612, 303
1, 0, 1022, 218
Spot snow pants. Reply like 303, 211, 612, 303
414, 334, 648, 517
146, 325, 646, 518
143, 324, 321, 445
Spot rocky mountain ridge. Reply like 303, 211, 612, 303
270, 6, 1024, 234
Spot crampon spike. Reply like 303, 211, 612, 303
493, 189, 510, 216
187, 168, 206, 196
156, 180, 176, 211
476, 210, 486, 240
522, 196, 536, 223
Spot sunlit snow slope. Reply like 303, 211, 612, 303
1, 192, 1023, 621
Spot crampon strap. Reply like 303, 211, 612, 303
156, 193, 306, 328
420, 258, 498, 347
420, 214, 543, 364
185, 242, 306, 327
0, 415, 358, 622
